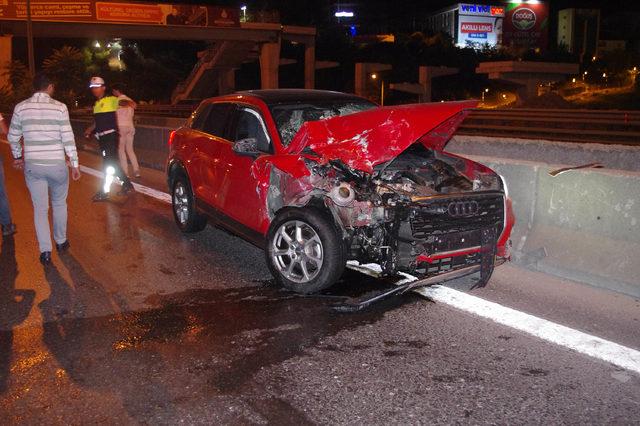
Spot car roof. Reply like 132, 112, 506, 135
235, 89, 371, 106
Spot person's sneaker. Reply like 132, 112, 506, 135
1, 223, 16, 236
119, 182, 135, 196
56, 240, 70, 253
39, 251, 52, 266
92, 191, 109, 202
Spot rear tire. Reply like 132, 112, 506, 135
171, 175, 207, 233
266, 208, 345, 294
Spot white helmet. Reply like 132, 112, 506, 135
89, 76, 105, 88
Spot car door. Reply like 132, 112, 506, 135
217, 105, 273, 231
188, 102, 234, 209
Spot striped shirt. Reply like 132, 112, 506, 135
8, 92, 79, 168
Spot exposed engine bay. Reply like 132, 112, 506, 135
267, 142, 507, 279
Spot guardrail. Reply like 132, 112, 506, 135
69, 106, 640, 146
460, 109, 640, 146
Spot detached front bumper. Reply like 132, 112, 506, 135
410, 226, 498, 288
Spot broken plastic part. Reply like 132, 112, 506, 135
286, 101, 477, 173
549, 162, 604, 177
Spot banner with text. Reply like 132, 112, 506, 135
0, 1, 239, 27
503, 2, 549, 51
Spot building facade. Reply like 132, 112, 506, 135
558, 8, 600, 62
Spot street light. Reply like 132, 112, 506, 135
572, 78, 576, 83
481, 88, 489, 102
25, 0, 36, 75
240, 5, 247, 21
370, 73, 384, 106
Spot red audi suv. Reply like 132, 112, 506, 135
167, 90, 514, 294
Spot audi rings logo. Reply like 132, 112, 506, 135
448, 201, 479, 217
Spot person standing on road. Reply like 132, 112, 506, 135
112, 84, 141, 178
0, 113, 17, 238
7, 73, 81, 265
84, 76, 134, 202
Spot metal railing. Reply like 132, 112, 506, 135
69, 105, 640, 146
460, 109, 640, 146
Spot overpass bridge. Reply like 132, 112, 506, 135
0, 7, 316, 102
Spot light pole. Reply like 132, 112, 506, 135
371, 73, 385, 106
26, 0, 35, 76
481, 88, 489, 103
240, 5, 247, 22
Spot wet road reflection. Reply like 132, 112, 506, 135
0, 236, 35, 393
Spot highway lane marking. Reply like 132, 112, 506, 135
3, 139, 639, 377
79, 165, 172, 203
348, 262, 640, 375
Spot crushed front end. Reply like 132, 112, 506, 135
323, 144, 511, 286
262, 102, 514, 288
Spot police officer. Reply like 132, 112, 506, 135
84, 77, 134, 202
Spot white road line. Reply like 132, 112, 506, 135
79, 165, 172, 204
6, 147, 640, 376
346, 262, 640, 375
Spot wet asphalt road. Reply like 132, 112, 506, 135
1, 146, 639, 425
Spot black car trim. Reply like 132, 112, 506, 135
195, 199, 266, 249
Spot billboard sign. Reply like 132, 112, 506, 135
0, 1, 239, 27
457, 3, 504, 48
459, 3, 504, 17
503, 2, 549, 50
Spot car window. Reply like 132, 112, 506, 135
202, 103, 233, 138
233, 108, 271, 153
270, 101, 376, 147
190, 103, 212, 131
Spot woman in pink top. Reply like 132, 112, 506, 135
112, 84, 141, 178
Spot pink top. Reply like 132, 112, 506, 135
116, 95, 135, 129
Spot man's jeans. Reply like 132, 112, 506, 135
24, 163, 69, 253
0, 159, 12, 226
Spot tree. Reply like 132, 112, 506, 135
0, 60, 32, 111
42, 46, 85, 106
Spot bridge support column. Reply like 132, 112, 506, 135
260, 39, 280, 90
218, 68, 236, 95
419, 66, 459, 103
354, 62, 392, 99
0, 35, 12, 90
304, 43, 315, 89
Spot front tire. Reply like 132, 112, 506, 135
171, 175, 207, 233
266, 208, 345, 294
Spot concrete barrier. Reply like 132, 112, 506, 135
449, 135, 640, 173
468, 154, 640, 298
68, 118, 640, 296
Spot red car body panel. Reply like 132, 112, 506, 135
286, 101, 477, 173
168, 91, 515, 278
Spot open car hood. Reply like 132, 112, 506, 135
285, 101, 477, 173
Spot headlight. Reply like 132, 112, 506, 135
499, 174, 509, 198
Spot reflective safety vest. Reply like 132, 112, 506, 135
93, 96, 119, 134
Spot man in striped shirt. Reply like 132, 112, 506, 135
8, 73, 81, 265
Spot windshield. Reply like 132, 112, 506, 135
270, 101, 377, 147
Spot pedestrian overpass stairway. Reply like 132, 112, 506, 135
171, 41, 259, 105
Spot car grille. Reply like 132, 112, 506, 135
409, 192, 504, 240
416, 252, 482, 275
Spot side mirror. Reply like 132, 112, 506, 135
232, 138, 261, 158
